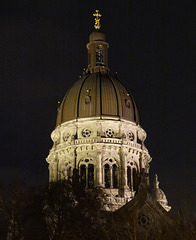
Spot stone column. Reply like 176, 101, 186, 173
120, 147, 128, 189
96, 150, 104, 187
146, 163, 150, 186
86, 166, 88, 188
130, 168, 134, 192
124, 158, 128, 187
48, 165, 52, 182
52, 160, 58, 181
110, 166, 113, 188
119, 147, 129, 197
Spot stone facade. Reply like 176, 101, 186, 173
46, 117, 151, 210
46, 12, 171, 213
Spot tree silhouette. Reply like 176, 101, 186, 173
0, 178, 196, 240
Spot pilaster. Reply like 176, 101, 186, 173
96, 149, 104, 187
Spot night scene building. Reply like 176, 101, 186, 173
46, 10, 182, 240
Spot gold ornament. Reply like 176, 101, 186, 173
93, 10, 101, 29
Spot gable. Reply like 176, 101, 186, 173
112, 191, 180, 240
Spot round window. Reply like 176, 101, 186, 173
106, 128, 114, 138
63, 132, 70, 142
127, 131, 134, 141
138, 215, 150, 227
82, 128, 92, 137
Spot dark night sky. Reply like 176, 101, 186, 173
0, 1, 195, 213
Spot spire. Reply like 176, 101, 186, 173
86, 10, 109, 74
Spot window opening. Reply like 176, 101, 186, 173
127, 166, 131, 188
96, 45, 104, 66
104, 164, 110, 188
82, 128, 92, 137
133, 168, 138, 192
80, 163, 94, 188
105, 128, 114, 138
112, 164, 118, 188
80, 165, 86, 188
88, 164, 94, 188
67, 166, 72, 180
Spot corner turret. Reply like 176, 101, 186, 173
152, 174, 171, 212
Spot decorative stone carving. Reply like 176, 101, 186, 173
82, 128, 92, 137
138, 129, 147, 142
51, 130, 60, 143
127, 131, 134, 141
84, 95, 91, 104
105, 128, 114, 138
63, 132, 70, 142
138, 214, 150, 227
47, 117, 152, 211
125, 99, 131, 108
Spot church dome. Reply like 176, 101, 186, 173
56, 73, 140, 126
152, 174, 171, 212
152, 188, 167, 201
56, 14, 140, 127
47, 11, 154, 211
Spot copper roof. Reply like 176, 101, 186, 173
56, 72, 140, 126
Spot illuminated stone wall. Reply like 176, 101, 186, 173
46, 116, 151, 211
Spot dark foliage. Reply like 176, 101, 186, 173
0, 179, 195, 240
0, 179, 107, 240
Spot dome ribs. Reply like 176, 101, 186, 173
59, 87, 71, 126
115, 76, 139, 123
101, 75, 118, 117
108, 75, 120, 118
76, 75, 90, 118
56, 73, 140, 125
99, 72, 103, 116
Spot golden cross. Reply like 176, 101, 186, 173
93, 10, 102, 30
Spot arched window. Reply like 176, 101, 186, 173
80, 162, 94, 188
104, 162, 118, 188
80, 165, 86, 188
67, 166, 72, 180
96, 45, 104, 66
88, 164, 94, 188
133, 168, 138, 192
112, 164, 118, 188
104, 164, 110, 188
127, 166, 131, 189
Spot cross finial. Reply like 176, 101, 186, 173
93, 10, 102, 30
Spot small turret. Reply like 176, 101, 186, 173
152, 174, 171, 212
86, 10, 109, 74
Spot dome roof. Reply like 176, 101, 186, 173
152, 188, 167, 201
56, 72, 140, 126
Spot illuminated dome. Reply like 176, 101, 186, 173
56, 73, 140, 126
47, 11, 157, 211
56, 26, 140, 127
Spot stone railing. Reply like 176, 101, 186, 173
51, 137, 144, 152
